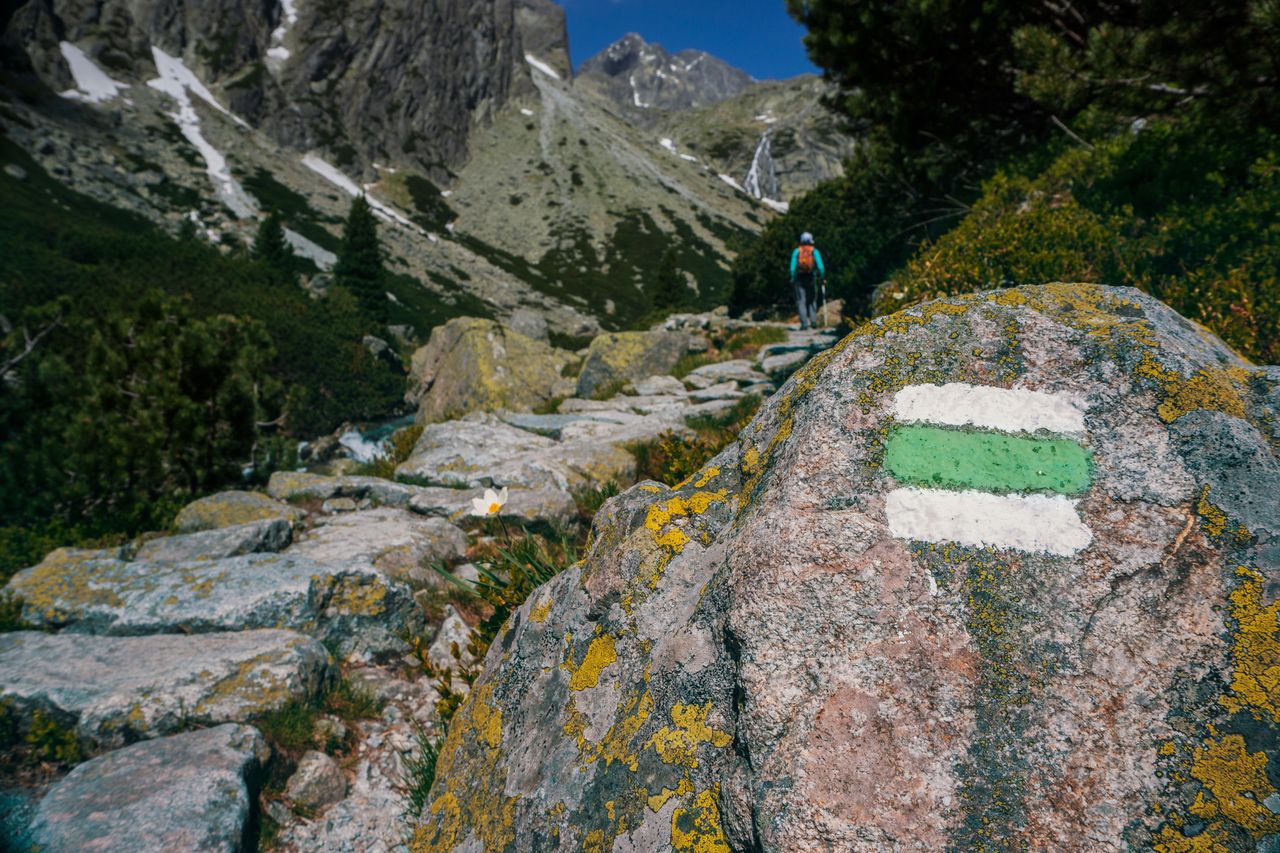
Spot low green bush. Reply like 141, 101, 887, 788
876, 121, 1280, 363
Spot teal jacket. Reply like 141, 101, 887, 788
790, 246, 826, 281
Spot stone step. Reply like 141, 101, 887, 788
6, 552, 423, 661
0, 631, 327, 750
27, 724, 269, 852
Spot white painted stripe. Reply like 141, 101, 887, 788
885, 487, 1092, 556
893, 383, 1086, 436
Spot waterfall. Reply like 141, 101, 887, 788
743, 132, 779, 201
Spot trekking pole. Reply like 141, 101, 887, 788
820, 280, 827, 329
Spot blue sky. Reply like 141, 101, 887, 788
555, 0, 820, 81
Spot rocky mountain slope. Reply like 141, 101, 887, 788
0, 4, 857, 334
576, 33, 754, 113
654, 74, 859, 208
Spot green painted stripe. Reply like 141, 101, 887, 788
884, 425, 1092, 496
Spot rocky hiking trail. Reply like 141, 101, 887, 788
0, 312, 837, 852
7, 285, 1277, 853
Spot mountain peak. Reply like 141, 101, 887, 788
579, 34, 754, 112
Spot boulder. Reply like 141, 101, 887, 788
285, 750, 348, 810
134, 518, 293, 563
28, 724, 269, 853
575, 330, 690, 399
407, 317, 574, 423
0, 631, 327, 750
173, 491, 305, 533
410, 285, 1280, 852
6, 552, 423, 660
286, 508, 468, 584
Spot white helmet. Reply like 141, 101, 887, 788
800, 232, 814, 245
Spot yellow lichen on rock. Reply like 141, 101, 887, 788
1187, 732, 1280, 836
645, 703, 732, 769
566, 634, 618, 691
530, 596, 553, 624
670, 786, 731, 853
1156, 367, 1254, 424
643, 490, 729, 554
1221, 567, 1280, 722
411, 683, 519, 853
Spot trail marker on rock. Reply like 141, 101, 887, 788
884, 383, 1094, 556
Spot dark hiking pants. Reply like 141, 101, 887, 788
794, 274, 818, 329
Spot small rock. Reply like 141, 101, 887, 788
314, 716, 348, 750
428, 605, 473, 671
453, 562, 481, 585
285, 750, 348, 810
3, 163, 26, 181
322, 497, 359, 513
28, 725, 268, 853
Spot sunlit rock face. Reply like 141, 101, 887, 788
412, 284, 1280, 853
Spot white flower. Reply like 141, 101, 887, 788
471, 487, 509, 517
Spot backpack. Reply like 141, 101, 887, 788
796, 245, 816, 273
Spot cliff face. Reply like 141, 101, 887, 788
4, 0, 549, 176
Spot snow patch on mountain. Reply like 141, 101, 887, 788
58, 42, 129, 104
525, 54, 561, 80
301, 155, 419, 232
147, 48, 256, 218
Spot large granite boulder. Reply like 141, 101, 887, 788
28, 724, 269, 853
407, 317, 574, 424
575, 330, 690, 399
0, 631, 327, 750
173, 491, 305, 533
6, 552, 423, 659
411, 285, 1280, 852
286, 508, 468, 584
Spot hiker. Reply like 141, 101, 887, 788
790, 232, 826, 330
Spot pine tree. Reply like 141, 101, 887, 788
252, 211, 296, 282
651, 248, 690, 312
333, 195, 386, 323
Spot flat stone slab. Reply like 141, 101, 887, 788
0, 631, 327, 750
686, 359, 771, 386
134, 518, 293, 563
761, 350, 809, 377
689, 381, 745, 402
29, 724, 268, 852
286, 508, 468, 584
7, 552, 423, 659
267, 471, 576, 528
630, 375, 688, 397
174, 491, 305, 533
